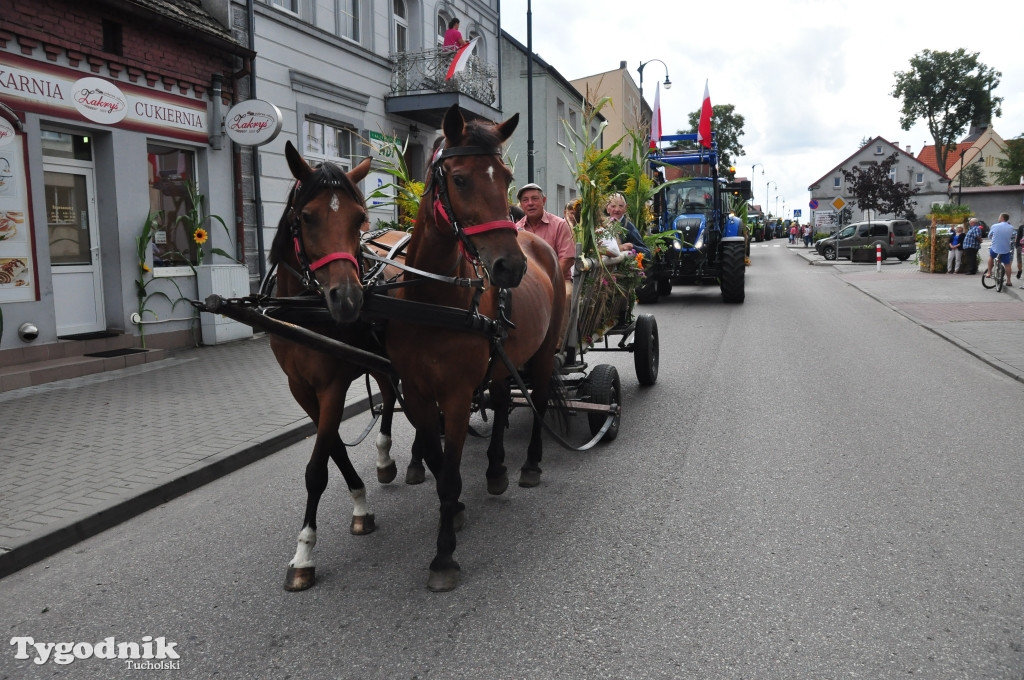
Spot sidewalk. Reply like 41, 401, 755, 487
2, 249, 1023, 580
785, 242, 1024, 382
0, 334, 378, 579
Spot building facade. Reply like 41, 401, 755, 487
0, 0, 251, 358
570, 62, 647, 164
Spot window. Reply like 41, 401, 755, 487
147, 144, 198, 267
302, 118, 355, 170
874, 144, 883, 155
102, 20, 123, 56
437, 13, 449, 45
888, 167, 896, 182
833, 176, 841, 189
339, 0, 359, 41
393, 0, 408, 52
915, 172, 924, 184
869, 224, 888, 237
556, 99, 566, 146
556, 184, 565, 210
569, 109, 578, 139
269, 0, 298, 13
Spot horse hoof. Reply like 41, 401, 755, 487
518, 469, 541, 488
284, 566, 315, 591
487, 473, 509, 496
350, 513, 376, 535
427, 567, 460, 592
406, 464, 426, 485
377, 462, 398, 484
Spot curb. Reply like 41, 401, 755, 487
0, 393, 377, 581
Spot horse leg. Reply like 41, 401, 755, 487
374, 378, 398, 484
485, 379, 511, 495
520, 360, 555, 488
427, 397, 475, 592
285, 431, 331, 592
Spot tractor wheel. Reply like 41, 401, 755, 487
633, 314, 659, 386
719, 242, 746, 303
656, 277, 673, 296
583, 364, 620, 441
637, 277, 659, 304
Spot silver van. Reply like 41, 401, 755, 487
814, 219, 916, 261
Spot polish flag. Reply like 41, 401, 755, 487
697, 80, 712, 149
446, 38, 479, 80
649, 82, 663, 149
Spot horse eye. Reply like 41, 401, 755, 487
452, 175, 468, 189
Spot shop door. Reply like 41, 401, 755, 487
45, 165, 104, 335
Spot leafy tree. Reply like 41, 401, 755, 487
892, 49, 1002, 175
670, 104, 745, 178
840, 152, 920, 220
958, 162, 986, 188
994, 135, 1024, 185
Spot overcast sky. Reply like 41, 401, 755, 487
498, 0, 1023, 221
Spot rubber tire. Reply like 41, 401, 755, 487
656, 277, 673, 296
719, 242, 746, 303
585, 364, 620, 442
822, 245, 837, 261
637, 277, 659, 304
633, 314, 659, 386
981, 270, 996, 289
896, 254, 910, 261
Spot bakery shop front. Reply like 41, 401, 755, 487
0, 3, 252, 365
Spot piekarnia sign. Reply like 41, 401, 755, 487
0, 53, 208, 144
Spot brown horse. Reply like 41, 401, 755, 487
269, 140, 399, 591
385, 105, 565, 591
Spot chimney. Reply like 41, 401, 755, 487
620, 61, 627, 69
906, 145, 912, 153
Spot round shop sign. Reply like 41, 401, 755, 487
71, 77, 128, 124
224, 99, 283, 146
0, 117, 17, 148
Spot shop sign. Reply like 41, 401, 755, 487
223, 99, 282, 146
368, 131, 404, 161
0, 53, 207, 143
0, 133, 37, 302
0, 117, 16, 148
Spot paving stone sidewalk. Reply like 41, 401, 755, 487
0, 334, 378, 579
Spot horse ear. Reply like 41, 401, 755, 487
285, 139, 312, 182
348, 157, 373, 186
495, 112, 519, 144
442, 104, 466, 145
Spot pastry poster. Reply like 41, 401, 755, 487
0, 132, 35, 302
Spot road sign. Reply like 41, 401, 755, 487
831, 197, 846, 211
809, 199, 819, 209
793, 209, 802, 217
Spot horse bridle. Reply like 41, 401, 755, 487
286, 176, 362, 294
429, 142, 517, 267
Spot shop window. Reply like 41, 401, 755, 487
147, 144, 198, 269
41, 130, 92, 161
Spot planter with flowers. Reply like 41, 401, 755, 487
919, 203, 972, 272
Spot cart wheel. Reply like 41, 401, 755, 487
637, 277, 659, 304
633, 314, 659, 386
656, 278, 672, 296
584, 364, 620, 441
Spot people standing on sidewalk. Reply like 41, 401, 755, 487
947, 224, 963, 274
789, 223, 797, 244
1015, 222, 1024, 281
802, 224, 812, 247
983, 213, 1015, 285
961, 218, 982, 275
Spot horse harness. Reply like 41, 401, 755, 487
285, 173, 363, 295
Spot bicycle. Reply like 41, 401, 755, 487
981, 256, 1008, 292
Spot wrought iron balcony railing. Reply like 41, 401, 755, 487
389, 48, 497, 105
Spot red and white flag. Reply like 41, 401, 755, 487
697, 80, 713, 149
649, 82, 663, 149
446, 38, 479, 80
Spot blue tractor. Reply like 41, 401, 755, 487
639, 133, 749, 304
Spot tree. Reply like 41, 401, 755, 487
994, 135, 1024, 185
958, 163, 986, 188
892, 49, 1002, 176
840, 152, 920, 220
670, 104, 745, 178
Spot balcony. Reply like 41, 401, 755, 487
385, 48, 500, 129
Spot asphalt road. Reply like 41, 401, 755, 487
2, 245, 1022, 679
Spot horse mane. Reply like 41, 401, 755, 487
269, 161, 365, 265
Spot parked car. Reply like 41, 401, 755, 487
814, 219, 916, 261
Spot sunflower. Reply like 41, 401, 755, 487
193, 228, 209, 245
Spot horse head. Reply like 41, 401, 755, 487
273, 140, 372, 324
429, 104, 525, 288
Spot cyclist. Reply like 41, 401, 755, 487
983, 213, 1015, 285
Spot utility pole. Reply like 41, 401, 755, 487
526, 0, 534, 183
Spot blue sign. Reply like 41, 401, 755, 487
809, 199, 819, 209
793, 209, 802, 217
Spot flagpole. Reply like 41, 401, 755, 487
526, 0, 535, 183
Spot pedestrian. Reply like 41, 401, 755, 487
947, 224, 963, 274
802, 224, 812, 248
961, 217, 982, 275
789, 223, 796, 244
983, 213, 1015, 286
1015, 222, 1024, 282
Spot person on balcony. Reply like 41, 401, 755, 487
443, 18, 468, 50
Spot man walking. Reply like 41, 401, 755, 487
961, 218, 982, 275
983, 213, 1015, 286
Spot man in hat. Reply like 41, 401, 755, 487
515, 183, 575, 282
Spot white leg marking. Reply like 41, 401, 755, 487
351, 486, 370, 518
486, 165, 495, 183
375, 433, 394, 470
288, 526, 317, 569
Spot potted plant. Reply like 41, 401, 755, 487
920, 203, 971, 272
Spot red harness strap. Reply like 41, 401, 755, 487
294, 236, 360, 272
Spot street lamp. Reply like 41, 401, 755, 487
637, 58, 671, 103
766, 180, 776, 217
956, 148, 984, 205
750, 163, 763, 210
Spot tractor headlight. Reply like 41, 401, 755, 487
672, 240, 682, 250
694, 236, 703, 250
